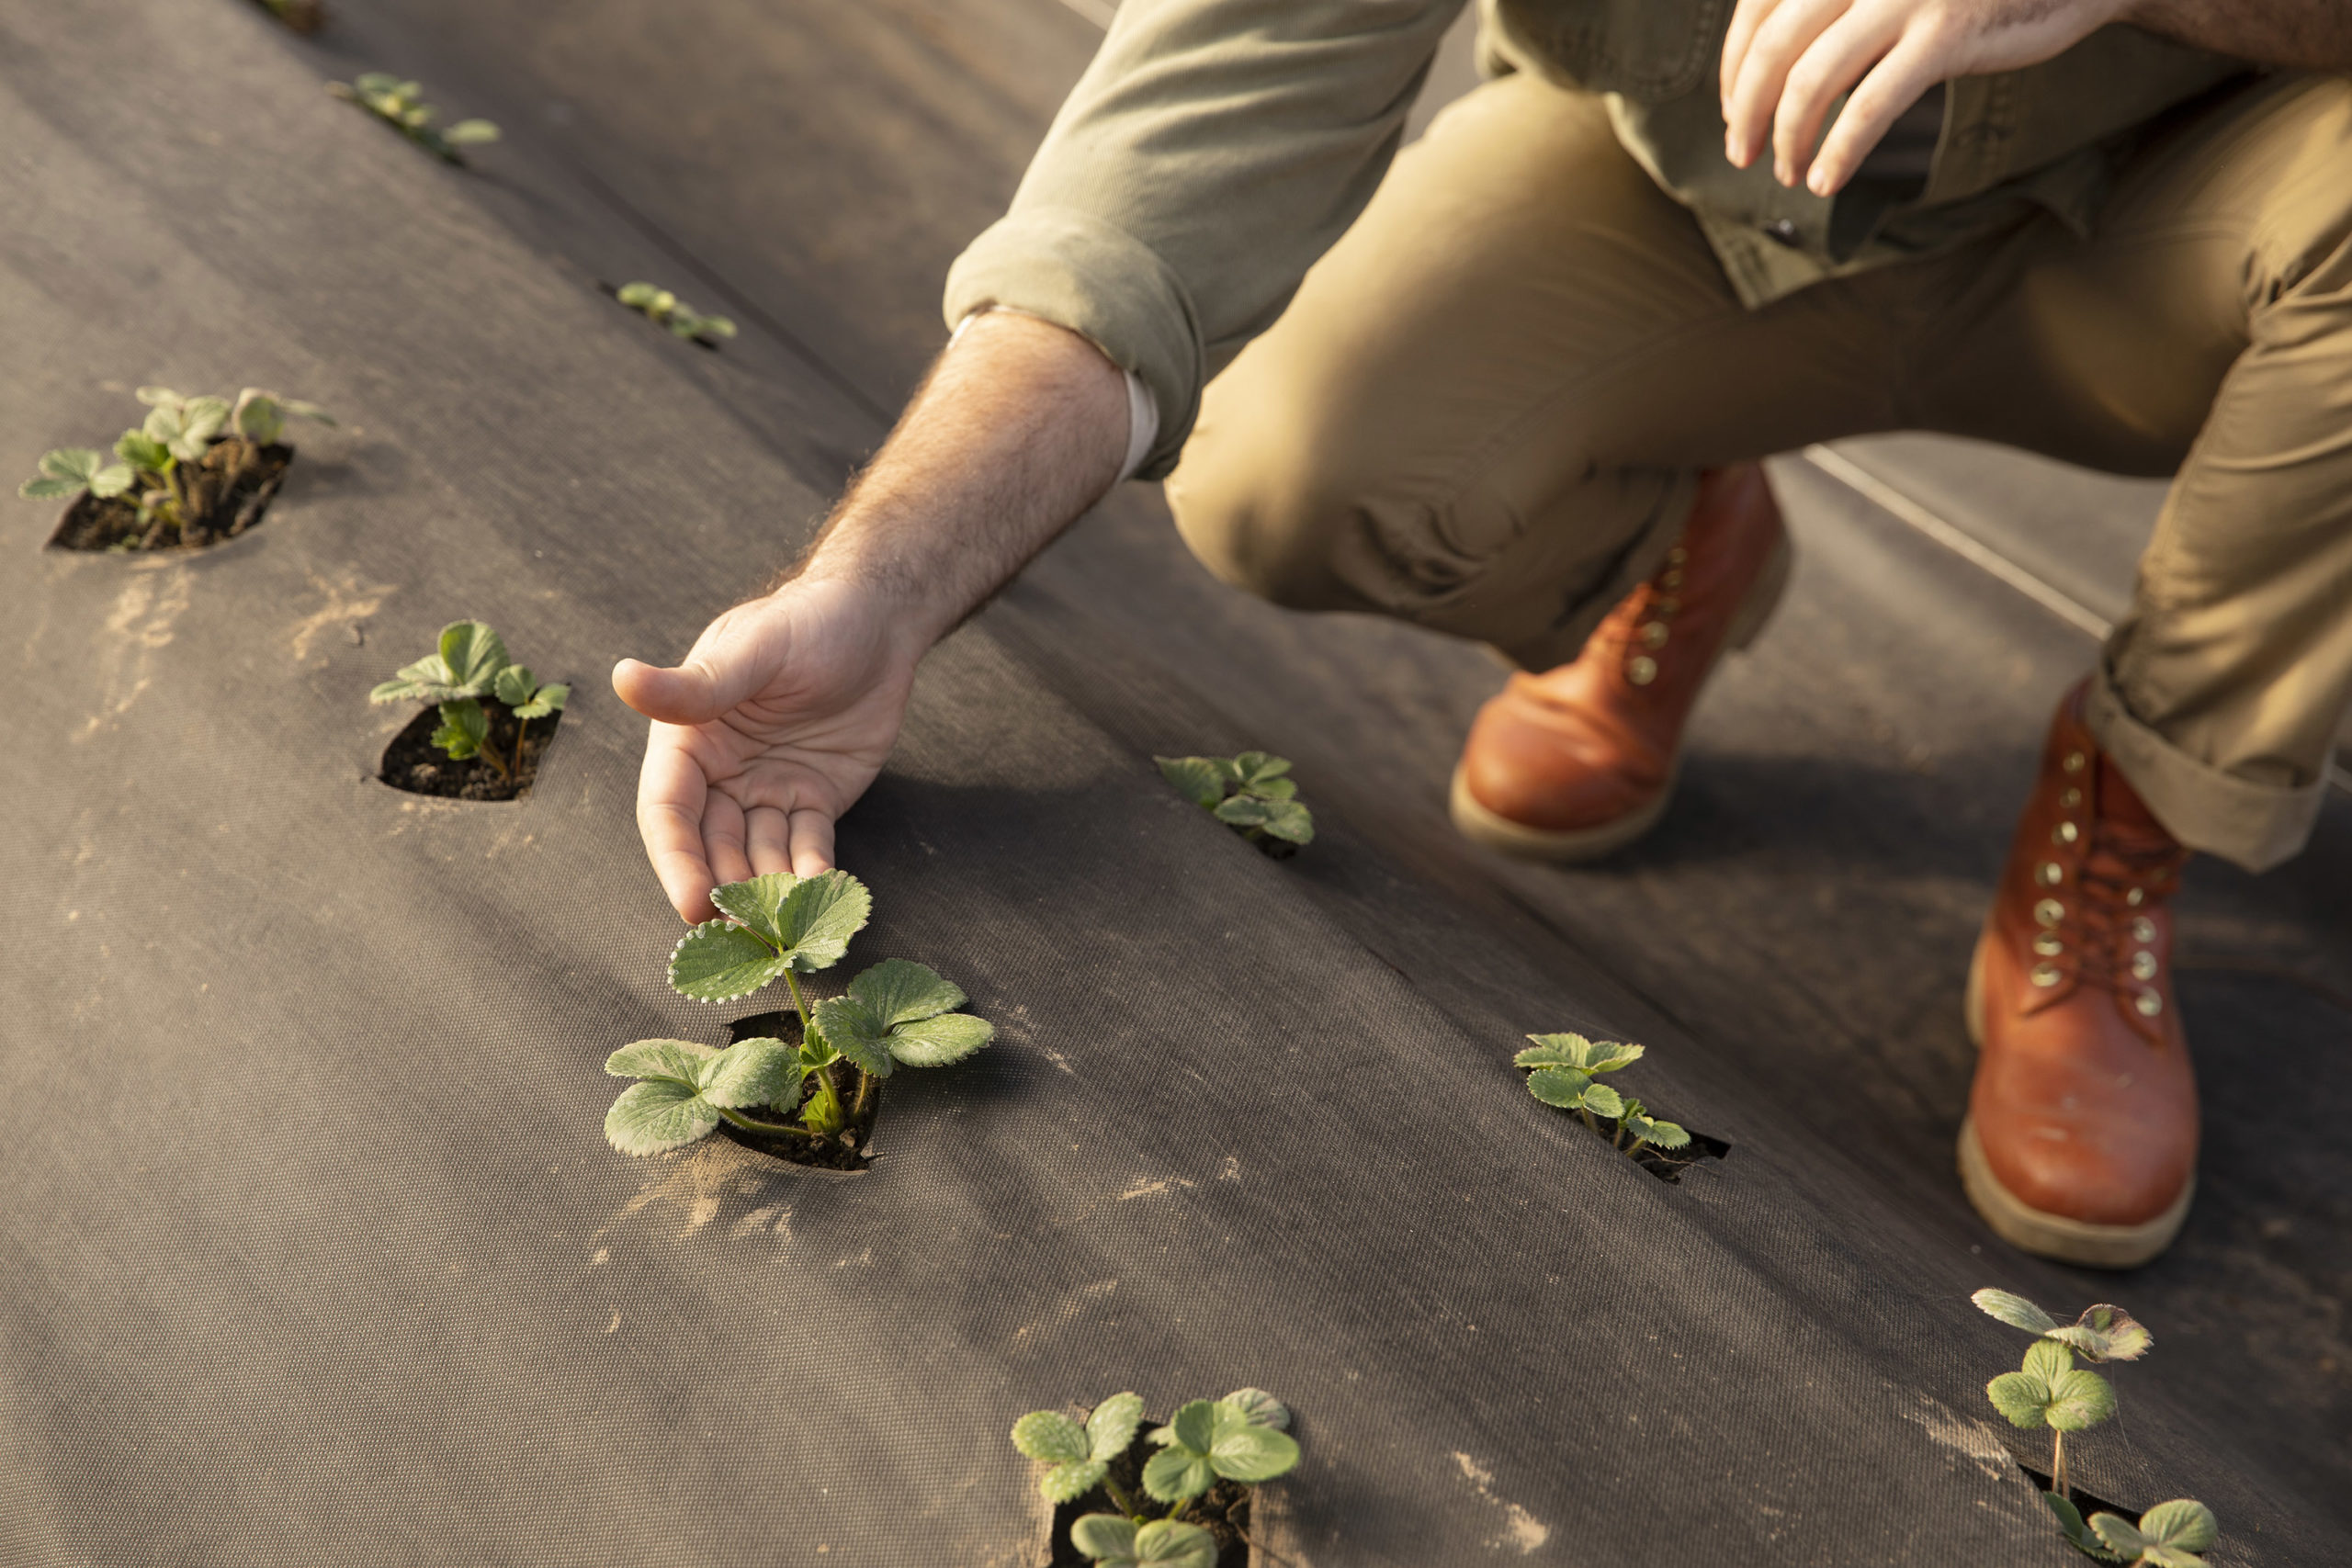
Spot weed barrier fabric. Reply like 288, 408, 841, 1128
0, 6, 2341, 1566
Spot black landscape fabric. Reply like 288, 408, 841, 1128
3, 3, 2348, 1564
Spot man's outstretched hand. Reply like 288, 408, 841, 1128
615, 578, 918, 922
616, 310, 1133, 923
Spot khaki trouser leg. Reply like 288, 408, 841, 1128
1165, 76, 1901, 672
1168, 72, 2352, 871
1911, 73, 2352, 871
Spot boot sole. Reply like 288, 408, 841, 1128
1448, 535, 1791, 863
1956, 936, 2193, 1269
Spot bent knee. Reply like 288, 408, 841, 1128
1164, 388, 1374, 613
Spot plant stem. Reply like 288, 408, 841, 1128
713, 1104, 816, 1140
783, 968, 813, 1038
511, 714, 530, 779
1100, 1475, 1144, 1519
1577, 1105, 1597, 1134
1627, 1138, 1651, 1160
2052, 1428, 2067, 1502
852, 1066, 876, 1123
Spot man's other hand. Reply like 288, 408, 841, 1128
1720, 0, 2126, 196
614, 578, 918, 922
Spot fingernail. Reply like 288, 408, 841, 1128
1807, 167, 1831, 197
1724, 131, 1744, 165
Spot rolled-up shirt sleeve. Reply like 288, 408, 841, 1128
943, 0, 1462, 479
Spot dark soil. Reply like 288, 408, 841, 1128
48, 440, 293, 552
1524, 1081, 1731, 1184
718, 1010, 877, 1170
379, 699, 562, 801
1045, 1428, 1253, 1568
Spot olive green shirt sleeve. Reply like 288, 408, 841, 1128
944, 0, 1464, 479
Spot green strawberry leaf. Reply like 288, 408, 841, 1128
698, 1038, 800, 1109
1973, 1288, 2060, 1337
1219, 1388, 1289, 1431
492, 665, 538, 707
435, 621, 510, 692
1012, 1410, 1091, 1464
669, 920, 789, 1002
2049, 1304, 2153, 1364
1256, 799, 1315, 844
1069, 1514, 1138, 1563
21, 447, 110, 500
1133, 1521, 1216, 1568
1518, 1032, 1645, 1074
1213, 795, 1272, 828
810, 997, 896, 1078
1525, 1066, 1592, 1107
1140, 1445, 1215, 1505
605, 1078, 720, 1156
1154, 756, 1227, 808
709, 870, 871, 972
443, 118, 501, 144
1207, 1404, 1299, 1482
1088, 1391, 1145, 1459
2135, 1500, 2217, 1552
114, 430, 171, 473
2045, 1367, 2117, 1431
845, 957, 965, 1027
604, 1038, 717, 1082
431, 698, 488, 761
882, 1011, 994, 1067
1230, 751, 1291, 790
511, 682, 568, 721
2043, 1494, 2122, 1561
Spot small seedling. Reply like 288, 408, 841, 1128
328, 73, 500, 164
1516, 1032, 1695, 1173
23, 386, 331, 548
370, 620, 567, 784
1014, 1390, 1300, 1568
2077, 1499, 2219, 1567
615, 282, 738, 345
605, 871, 991, 1158
1987, 1337, 2116, 1505
1156, 751, 1314, 854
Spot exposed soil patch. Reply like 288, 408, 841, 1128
719, 1010, 876, 1171
379, 699, 562, 801
1045, 1427, 1255, 1568
48, 440, 292, 552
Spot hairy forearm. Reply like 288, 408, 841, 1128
786, 310, 1129, 657
2127, 0, 2352, 69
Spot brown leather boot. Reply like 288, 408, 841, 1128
1961, 679, 2197, 1268
1449, 463, 1792, 860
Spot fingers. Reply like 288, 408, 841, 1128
1770, 6, 1907, 190
636, 728, 718, 922
787, 807, 836, 877
1724, 0, 1852, 169
704, 792, 753, 886
745, 805, 794, 877
1804, 33, 1946, 195
1720, 0, 1789, 108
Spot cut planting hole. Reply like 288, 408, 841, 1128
1583, 1112, 1729, 1183
48, 441, 292, 553
722, 1010, 875, 1171
1043, 1425, 1257, 1568
378, 700, 562, 801
2018, 1462, 2132, 1529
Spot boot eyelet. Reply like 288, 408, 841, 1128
2035, 862, 2064, 886
1638, 622, 1670, 649
1626, 655, 1658, 686
2135, 990, 2164, 1017
1666, 545, 1688, 565
2033, 898, 2064, 927
2052, 822, 2079, 845
2063, 750, 2086, 773
1656, 595, 1682, 615
2032, 933, 2064, 957
2030, 963, 2063, 987
2059, 787, 2082, 808
1659, 570, 1685, 592
2131, 917, 2156, 944
2125, 887, 2144, 907
2131, 951, 2158, 981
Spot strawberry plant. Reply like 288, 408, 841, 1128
25, 385, 330, 549
327, 74, 499, 164
1014, 1389, 1300, 1568
1156, 752, 1314, 856
615, 282, 738, 346
1970, 1290, 2213, 1562
370, 621, 567, 795
604, 871, 991, 1164
1516, 1032, 1710, 1177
